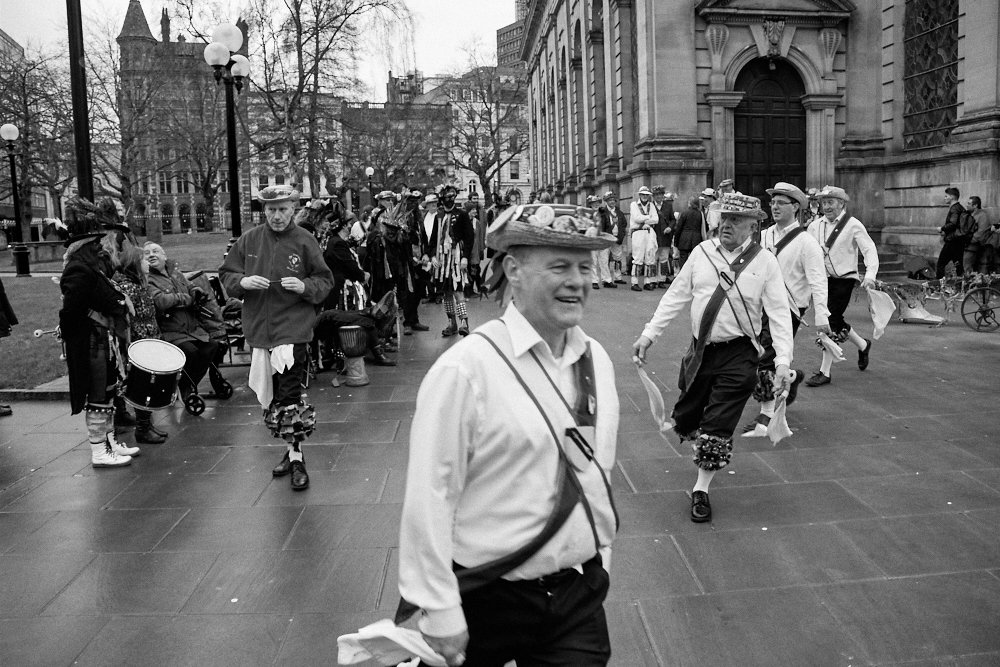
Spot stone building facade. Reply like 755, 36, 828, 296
521, 0, 1000, 259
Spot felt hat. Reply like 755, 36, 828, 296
816, 185, 850, 202
63, 196, 126, 246
651, 185, 666, 195
585, 195, 601, 204
258, 184, 300, 204
602, 190, 617, 201
717, 178, 735, 189
716, 193, 768, 221
700, 187, 717, 199
765, 182, 810, 209
487, 203, 616, 252
637, 185, 652, 196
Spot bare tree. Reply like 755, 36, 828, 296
438, 53, 529, 207
0, 50, 75, 241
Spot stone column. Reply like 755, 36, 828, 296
950, 0, 1000, 145
602, 0, 620, 182
801, 93, 842, 187
571, 55, 586, 193
839, 3, 884, 156
614, 0, 636, 165
705, 91, 744, 183
588, 25, 608, 180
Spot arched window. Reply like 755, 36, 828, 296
903, 0, 959, 149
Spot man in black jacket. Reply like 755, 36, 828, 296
600, 191, 628, 284
936, 187, 967, 278
0, 274, 17, 417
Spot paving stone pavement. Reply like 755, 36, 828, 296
0, 289, 997, 666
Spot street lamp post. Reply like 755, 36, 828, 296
204, 24, 250, 249
364, 166, 375, 209
0, 123, 30, 277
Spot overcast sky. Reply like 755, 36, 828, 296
0, 0, 515, 100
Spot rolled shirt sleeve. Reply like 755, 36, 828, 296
854, 223, 879, 283
802, 238, 831, 327
761, 255, 795, 368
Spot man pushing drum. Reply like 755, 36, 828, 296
220, 185, 334, 491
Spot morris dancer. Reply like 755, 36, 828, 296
629, 186, 658, 291
220, 185, 333, 491
60, 197, 141, 468
633, 194, 793, 523
743, 182, 831, 437
805, 185, 878, 387
429, 185, 474, 337
652, 185, 674, 287
600, 191, 628, 284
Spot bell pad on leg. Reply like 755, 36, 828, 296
264, 402, 316, 441
751, 369, 776, 403
692, 433, 733, 471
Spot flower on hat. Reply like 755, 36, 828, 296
716, 193, 767, 219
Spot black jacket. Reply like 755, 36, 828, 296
0, 274, 16, 338
323, 235, 366, 307
674, 208, 704, 251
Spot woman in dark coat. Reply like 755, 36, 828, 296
673, 196, 705, 270
60, 197, 142, 467
0, 274, 17, 417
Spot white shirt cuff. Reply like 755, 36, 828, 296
418, 605, 468, 638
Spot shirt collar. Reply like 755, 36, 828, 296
501, 301, 588, 363
712, 235, 753, 260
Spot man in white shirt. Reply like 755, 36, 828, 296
633, 193, 793, 524
743, 182, 832, 437
399, 203, 620, 666
804, 185, 879, 387
629, 185, 659, 291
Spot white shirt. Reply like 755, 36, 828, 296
349, 219, 369, 247
808, 211, 879, 282
641, 238, 794, 368
399, 304, 619, 638
629, 200, 657, 233
761, 223, 831, 327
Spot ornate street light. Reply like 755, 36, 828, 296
204, 23, 250, 245
1, 123, 29, 276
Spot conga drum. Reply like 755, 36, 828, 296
337, 325, 369, 358
124, 339, 186, 410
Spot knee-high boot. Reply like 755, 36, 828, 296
87, 406, 132, 468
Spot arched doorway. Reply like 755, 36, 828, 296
733, 59, 806, 200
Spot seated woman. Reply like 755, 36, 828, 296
143, 242, 219, 399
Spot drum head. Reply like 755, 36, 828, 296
128, 339, 186, 373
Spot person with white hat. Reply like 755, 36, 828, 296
399, 203, 620, 666
219, 185, 334, 491
700, 187, 720, 239
628, 185, 659, 291
742, 182, 832, 437
805, 185, 878, 387
632, 193, 794, 524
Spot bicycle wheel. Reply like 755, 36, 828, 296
960, 287, 1000, 332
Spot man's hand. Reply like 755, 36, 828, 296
773, 364, 793, 395
861, 277, 876, 290
423, 630, 469, 667
460, 257, 468, 270
240, 275, 270, 290
432, 257, 441, 270
280, 277, 305, 294
632, 335, 653, 366
816, 322, 832, 335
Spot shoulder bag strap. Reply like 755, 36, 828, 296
773, 226, 805, 256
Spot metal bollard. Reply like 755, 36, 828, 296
12, 243, 30, 277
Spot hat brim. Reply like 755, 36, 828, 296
818, 193, 850, 202
719, 209, 769, 221
765, 188, 809, 208
63, 232, 106, 247
488, 220, 616, 252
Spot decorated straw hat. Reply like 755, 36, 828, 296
423, 193, 438, 205
375, 190, 397, 201
637, 185, 652, 196
816, 185, 850, 202
700, 187, 717, 198
717, 178, 735, 189
258, 184, 300, 204
586, 195, 601, 204
602, 190, 617, 201
716, 193, 768, 220
406, 190, 423, 199
651, 185, 665, 195
765, 182, 810, 208
487, 203, 616, 252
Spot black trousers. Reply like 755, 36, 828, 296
827, 277, 857, 335
673, 337, 758, 438
937, 240, 966, 278
271, 343, 307, 407
758, 307, 806, 371
175, 339, 219, 393
456, 556, 611, 667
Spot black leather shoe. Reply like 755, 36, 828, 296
691, 491, 712, 523
858, 338, 872, 371
785, 370, 805, 406
410, 323, 429, 332
805, 372, 831, 387
147, 424, 169, 438
290, 460, 309, 490
135, 427, 167, 444
603, 282, 617, 289
643, 284, 655, 291
371, 352, 397, 367
272, 452, 292, 477
630, 285, 642, 292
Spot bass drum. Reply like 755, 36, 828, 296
123, 339, 186, 410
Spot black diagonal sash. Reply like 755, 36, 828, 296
824, 216, 849, 250
773, 226, 805, 256
679, 243, 763, 391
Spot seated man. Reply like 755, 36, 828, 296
144, 242, 219, 398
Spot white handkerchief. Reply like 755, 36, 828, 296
816, 332, 846, 362
636, 365, 673, 439
337, 619, 446, 666
866, 287, 897, 340
767, 394, 793, 444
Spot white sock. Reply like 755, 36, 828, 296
693, 468, 716, 493
761, 400, 775, 418
287, 443, 303, 462
847, 329, 867, 349
820, 350, 834, 376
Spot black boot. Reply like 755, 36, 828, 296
272, 451, 292, 476
290, 459, 309, 490
114, 397, 137, 429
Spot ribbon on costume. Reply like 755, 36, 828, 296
636, 365, 673, 439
